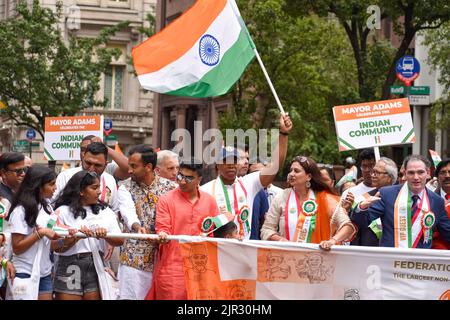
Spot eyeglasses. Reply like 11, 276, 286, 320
371, 170, 388, 176
438, 170, 450, 176
176, 172, 195, 183
294, 156, 309, 166
6, 167, 28, 175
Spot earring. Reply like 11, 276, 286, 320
305, 181, 311, 188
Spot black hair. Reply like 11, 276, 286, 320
213, 221, 237, 238
85, 142, 108, 159
180, 158, 203, 176
0, 152, 25, 170
403, 154, 431, 170
290, 156, 338, 196
435, 158, 450, 178
54, 170, 105, 219
318, 165, 336, 181
7, 165, 56, 228
128, 144, 157, 169
81, 135, 97, 143
359, 148, 376, 162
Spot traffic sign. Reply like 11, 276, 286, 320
409, 86, 430, 95
26, 128, 36, 141
104, 119, 113, 136
396, 56, 420, 86
408, 95, 430, 106
390, 86, 405, 95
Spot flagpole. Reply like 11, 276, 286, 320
253, 48, 286, 115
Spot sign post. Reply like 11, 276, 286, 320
396, 55, 421, 154
26, 128, 36, 159
104, 119, 113, 137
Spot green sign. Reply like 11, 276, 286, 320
12, 140, 40, 152
410, 86, 430, 95
390, 86, 405, 95
105, 134, 118, 146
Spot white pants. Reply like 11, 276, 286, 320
118, 264, 152, 300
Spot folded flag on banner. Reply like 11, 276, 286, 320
132, 0, 255, 98
429, 149, 442, 167
47, 210, 71, 233
180, 239, 450, 300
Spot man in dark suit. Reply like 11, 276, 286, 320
352, 155, 450, 248
349, 157, 398, 246
432, 158, 450, 249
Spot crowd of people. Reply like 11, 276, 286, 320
0, 113, 449, 300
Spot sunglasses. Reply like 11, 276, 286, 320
294, 156, 309, 166
6, 167, 28, 175
176, 172, 195, 183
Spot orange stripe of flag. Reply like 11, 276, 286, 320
132, 0, 228, 75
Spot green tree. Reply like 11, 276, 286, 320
0, 0, 129, 139
283, 0, 450, 101
422, 22, 450, 134
219, 0, 360, 166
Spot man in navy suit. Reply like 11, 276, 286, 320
351, 155, 450, 248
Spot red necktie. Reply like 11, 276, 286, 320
411, 195, 420, 225
445, 194, 450, 201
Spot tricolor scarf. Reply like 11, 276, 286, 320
212, 176, 250, 239
394, 184, 434, 248
284, 189, 318, 243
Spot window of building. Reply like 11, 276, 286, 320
107, 0, 130, 8
104, 65, 124, 109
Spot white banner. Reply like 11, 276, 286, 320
179, 239, 450, 300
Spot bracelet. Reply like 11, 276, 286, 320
279, 131, 289, 136
331, 237, 339, 244
1, 258, 8, 268
35, 229, 42, 240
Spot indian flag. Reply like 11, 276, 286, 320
429, 149, 442, 167
335, 166, 357, 188
132, 0, 255, 98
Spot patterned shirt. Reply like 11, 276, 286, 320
119, 175, 176, 272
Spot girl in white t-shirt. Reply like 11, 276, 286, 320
53, 170, 123, 300
7, 165, 60, 300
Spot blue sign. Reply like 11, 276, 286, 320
396, 56, 420, 85
26, 128, 36, 140
104, 119, 113, 131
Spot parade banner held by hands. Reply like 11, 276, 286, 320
333, 98, 415, 151
179, 239, 450, 300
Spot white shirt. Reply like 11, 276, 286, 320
8, 205, 53, 277
55, 205, 122, 257
267, 184, 283, 206
200, 171, 263, 234
341, 181, 375, 201
53, 167, 139, 230
440, 189, 447, 200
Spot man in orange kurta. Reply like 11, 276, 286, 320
146, 160, 219, 300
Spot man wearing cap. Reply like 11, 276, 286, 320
200, 114, 292, 240
432, 158, 450, 249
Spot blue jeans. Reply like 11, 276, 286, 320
15, 273, 53, 295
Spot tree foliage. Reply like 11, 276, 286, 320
0, 0, 129, 138
284, 0, 450, 100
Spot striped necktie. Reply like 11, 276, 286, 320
411, 195, 420, 224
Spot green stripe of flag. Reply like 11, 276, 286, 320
338, 138, 355, 150
44, 148, 54, 161
167, 30, 255, 98
402, 129, 415, 143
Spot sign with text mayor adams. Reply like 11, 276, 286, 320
44, 116, 104, 161
333, 98, 415, 151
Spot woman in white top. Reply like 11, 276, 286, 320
7, 165, 60, 300
53, 171, 123, 300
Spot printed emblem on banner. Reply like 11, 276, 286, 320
439, 290, 450, 300
289, 207, 296, 214
344, 289, 360, 300
238, 196, 245, 203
